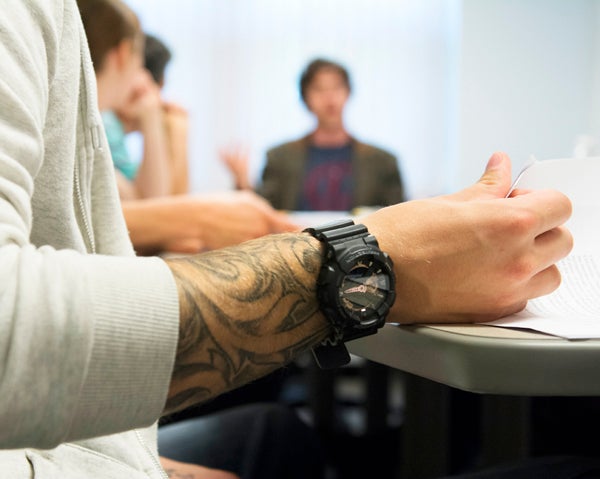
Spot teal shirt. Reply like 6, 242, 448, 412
102, 111, 139, 181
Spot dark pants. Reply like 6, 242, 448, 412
158, 403, 326, 479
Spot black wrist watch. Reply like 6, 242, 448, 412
304, 219, 396, 369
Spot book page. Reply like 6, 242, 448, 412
487, 254, 600, 338
483, 157, 600, 338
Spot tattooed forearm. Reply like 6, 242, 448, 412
164, 233, 331, 413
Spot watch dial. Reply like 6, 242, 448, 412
339, 257, 392, 322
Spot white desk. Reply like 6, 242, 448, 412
349, 323, 600, 396
348, 324, 600, 478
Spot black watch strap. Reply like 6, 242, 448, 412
305, 219, 377, 252
304, 219, 389, 369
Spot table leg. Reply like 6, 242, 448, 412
400, 374, 451, 478
480, 395, 531, 467
306, 362, 336, 436
365, 360, 390, 434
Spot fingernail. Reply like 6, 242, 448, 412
487, 152, 503, 169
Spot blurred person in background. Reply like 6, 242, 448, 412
223, 57, 406, 212
104, 32, 190, 200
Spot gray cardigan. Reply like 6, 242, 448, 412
0, 1, 179, 477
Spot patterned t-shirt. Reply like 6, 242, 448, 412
297, 143, 354, 211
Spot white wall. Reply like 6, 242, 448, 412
455, 0, 600, 189
588, 2, 600, 136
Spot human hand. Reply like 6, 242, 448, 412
219, 145, 252, 190
191, 190, 300, 250
161, 456, 239, 479
118, 69, 163, 132
362, 152, 573, 324
163, 101, 189, 135
163, 101, 189, 117
122, 192, 300, 255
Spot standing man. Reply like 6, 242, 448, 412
262, 58, 405, 211
224, 58, 405, 211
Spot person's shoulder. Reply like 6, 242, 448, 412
267, 135, 309, 156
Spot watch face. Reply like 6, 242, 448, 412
339, 256, 393, 324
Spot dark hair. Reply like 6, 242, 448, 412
77, 0, 143, 72
299, 58, 351, 104
144, 33, 172, 85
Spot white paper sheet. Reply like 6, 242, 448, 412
484, 157, 600, 338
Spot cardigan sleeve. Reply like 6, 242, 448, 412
0, 1, 180, 449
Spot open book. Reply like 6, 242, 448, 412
483, 157, 600, 338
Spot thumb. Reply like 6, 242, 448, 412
453, 151, 513, 201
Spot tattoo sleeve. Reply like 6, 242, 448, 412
164, 233, 331, 413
